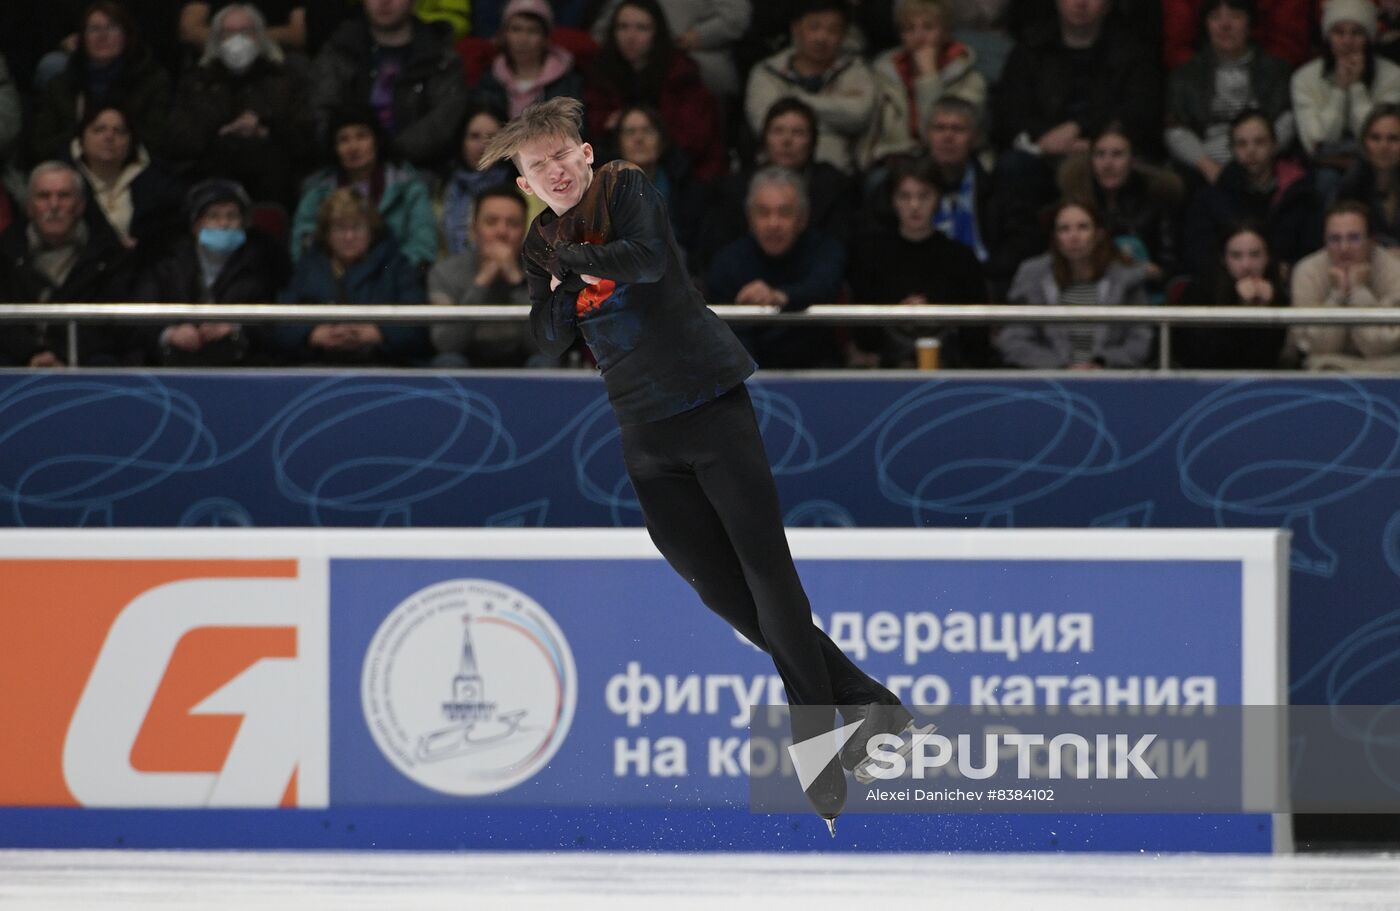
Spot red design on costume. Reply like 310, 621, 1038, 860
576, 279, 617, 315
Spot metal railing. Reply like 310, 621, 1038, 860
1, 302, 1394, 370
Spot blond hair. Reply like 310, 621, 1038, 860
314, 187, 385, 251
895, 0, 947, 27
480, 97, 585, 169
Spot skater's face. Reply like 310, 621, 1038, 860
462, 112, 503, 170
926, 110, 975, 169
1090, 132, 1132, 191
764, 111, 815, 169
792, 11, 846, 71
471, 195, 527, 250
1325, 212, 1370, 266
515, 134, 595, 214
1223, 229, 1268, 280
1364, 113, 1400, 171
613, 4, 657, 66
892, 175, 938, 239
1206, 4, 1250, 58
1229, 116, 1275, 177
748, 181, 807, 257
1053, 204, 1100, 264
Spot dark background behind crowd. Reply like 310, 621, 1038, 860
1, 0, 1398, 372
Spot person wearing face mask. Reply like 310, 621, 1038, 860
177, 0, 308, 57
135, 178, 291, 366
167, 3, 315, 209
1174, 222, 1287, 369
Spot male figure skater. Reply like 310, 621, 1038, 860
482, 98, 915, 831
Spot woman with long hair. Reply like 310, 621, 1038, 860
1174, 222, 1288, 368
583, 0, 725, 179
997, 199, 1153, 369
1337, 103, 1400, 247
436, 100, 518, 257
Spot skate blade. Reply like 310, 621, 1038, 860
852, 722, 938, 785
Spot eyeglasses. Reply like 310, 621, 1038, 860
1326, 232, 1366, 245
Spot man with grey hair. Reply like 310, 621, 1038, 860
167, 3, 315, 207
0, 162, 137, 367
178, 0, 308, 55
705, 166, 846, 368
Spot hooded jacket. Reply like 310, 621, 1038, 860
745, 49, 878, 173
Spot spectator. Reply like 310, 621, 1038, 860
867, 0, 987, 165
276, 186, 429, 365
436, 100, 517, 257
1056, 122, 1182, 293
991, 0, 1161, 157
1289, 199, 1400, 370
589, 0, 751, 100
166, 3, 315, 209
475, 0, 583, 119
136, 178, 291, 366
1337, 103, 1400, 247
997, 199, 1153, 370
0, 53, 20, 200
1381, 0, 1400, 65
179, 0, 308, 55
1165, 0, 1295, 186
290, 106, 436, 268
0, 162, 138, 367
429, 185, 558, 367
1181, 110, 1323, 276
583, 0, 726, 180
68, 104, 186, 266
1162, 0, 1315, 69
311, 0, 467, 168
31, 1, 173, 164
925, 96, 996, 263
1174, 221, 1288, 369
848, 155, 991, 368
698, 97, 858, 270
988, 0, 1160, 293
1292, 0, 1400, 181
745, 0, 878, 173
609, 105, 704, 257
705, 166, 845, 368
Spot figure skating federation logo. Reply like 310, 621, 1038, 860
361, 579, 576, 796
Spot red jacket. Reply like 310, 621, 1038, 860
1163, 0, 1318, 69
583, 53, 726, 181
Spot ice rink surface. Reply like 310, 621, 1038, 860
3, 850, 1400, 910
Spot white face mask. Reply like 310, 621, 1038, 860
218, 33, 259, 72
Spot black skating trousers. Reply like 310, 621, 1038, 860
619, 382, 894, 714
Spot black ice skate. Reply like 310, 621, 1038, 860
840, 703, 937, 785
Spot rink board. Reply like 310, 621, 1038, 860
0, 528, 1287, 852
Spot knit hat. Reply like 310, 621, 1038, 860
1322, 0, 1377, 39
502, 0, 553, 30
185, 178, 251, 226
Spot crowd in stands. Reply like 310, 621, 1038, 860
1, 0, 1399, 371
